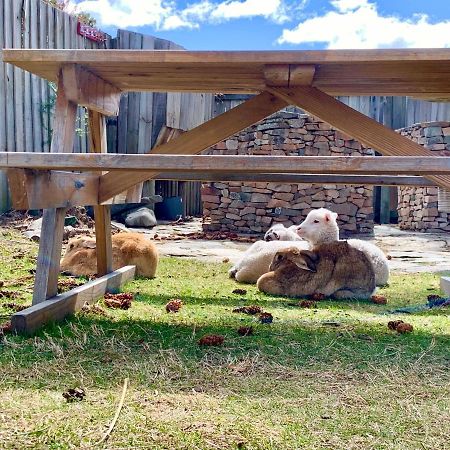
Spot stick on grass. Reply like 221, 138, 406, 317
96, 378, 129, 445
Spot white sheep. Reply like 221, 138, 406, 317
264, 223, 303, 241
229, 239, 309, 283
296, 208, 389, 286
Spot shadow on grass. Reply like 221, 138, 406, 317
1, 293, 449, 393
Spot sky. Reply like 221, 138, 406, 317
69, 0, 450, 50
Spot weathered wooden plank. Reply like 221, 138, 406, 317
12, 0, 24, 152
32, 207, 67, 303
268, 86, 450, 190
2, 153, 450, 175
4, 49, 450, 99
7, 169, 100, 210
50, 72, 78, 153
157, 173, 435, 186
62, 65, 121, 116
30, 0, 43, 154
0, 0, 6, 153
12, 265, 136, 334
99, 91, 288, 202
30, 66, 78, 304
22, 0, 33, 152
88, 110, 113, 276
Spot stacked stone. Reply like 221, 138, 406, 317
202, 111, 374, 235
397, 121, 450, 232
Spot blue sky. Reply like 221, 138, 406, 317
71, 0, 450, 50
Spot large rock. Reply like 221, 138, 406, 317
125, 207, 157, 228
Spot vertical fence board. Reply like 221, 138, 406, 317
0, 0, 6, 152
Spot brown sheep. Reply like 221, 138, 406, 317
60, 232, 158, 278
257, 241, 375, 299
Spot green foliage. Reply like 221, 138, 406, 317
43, 0, 96, 26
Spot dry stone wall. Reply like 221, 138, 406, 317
202, 111, 374, 235
397, 121, 450, 232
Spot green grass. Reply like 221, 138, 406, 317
0, 231, 449, 449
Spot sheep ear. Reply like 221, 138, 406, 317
299, 250, 318, 272
325, 211, 338, 222
81, 240, 97, 249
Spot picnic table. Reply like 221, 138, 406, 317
2, 48, 450, 333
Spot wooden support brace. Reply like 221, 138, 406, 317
33, 207, 67, 303
12, 266, 136, 334
88, 110, 113, 276
6, 169, 100, 210
98, 91, 289, 203
62, 64, 121, 116
2, 153, 450, 175
267, 86, 450, 190
29, 70, 78, 304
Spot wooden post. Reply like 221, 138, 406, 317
88, 110, 113, 276
31, 71, 77, 304
33, 207, 67, 303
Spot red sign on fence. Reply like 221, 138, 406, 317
77, 22, 107, 43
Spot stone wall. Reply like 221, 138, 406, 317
202, 111, 374, 235
397, 121, 450, 232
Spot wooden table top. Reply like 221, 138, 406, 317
2, 48, 450, 99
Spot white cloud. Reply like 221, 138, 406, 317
278, 0, 450, 48
211, 0, 288, 23
73, 0, 291, 30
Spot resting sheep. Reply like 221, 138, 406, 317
296, 208, 390, 286
228, 239, 309, 283
264, 223, 302, 241
257, 241, 376, 299
60, 232, 159, 278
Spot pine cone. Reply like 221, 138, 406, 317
237, 326, 253, 336
198, 334, 224, 346
371, 295, 387, 305
104, 292, 133, 310
388, 320, 404, 330
232, 305, 262, 315
299, 300, 317, 308
165, 299, 183, 313
232, 288, 247, 295
259, 312, 273, 324
62, 387, 86, 402
395, 322, 413, 333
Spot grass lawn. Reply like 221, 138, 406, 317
0, 229, 449, 449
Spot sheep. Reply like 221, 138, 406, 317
295, 208, 390, 286
60, 232, 159, 278
228, 239, 309, 283
257, 241, 376, 299
264, 223, 303, 241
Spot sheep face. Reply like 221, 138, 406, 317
269, 247, 318, 272
264, 224, 283, 241
296, 208, 339, 246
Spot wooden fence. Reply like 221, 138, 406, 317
106, 30, 213, 215
0, 0, 109, 210
0, 1, 213, 215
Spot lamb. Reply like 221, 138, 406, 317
264, 223, 303, 241
228, 239, 309, 283
60, 232, 159, 278
257, 241, 376, 299
296, 208, 390, 286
